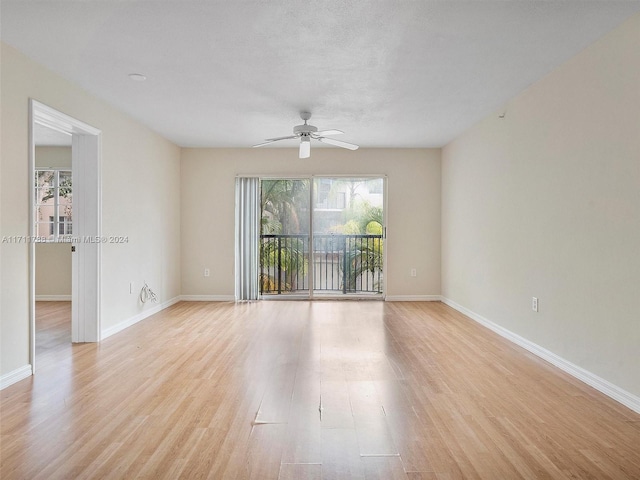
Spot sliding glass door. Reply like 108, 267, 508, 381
258, 177, 384, 298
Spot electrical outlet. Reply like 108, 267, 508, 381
410, 268, 417, 277
204, 268, 210, 277
532, 297, 538, 312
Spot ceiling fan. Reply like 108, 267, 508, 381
252, 112, 359, 158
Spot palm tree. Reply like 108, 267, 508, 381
260, 179, 309, 234
260, 235, 308, 293
260, 180, 310, 293
343, 220, 384, 292
333, 199, 384, 293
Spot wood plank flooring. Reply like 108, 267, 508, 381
35, 301, 72, 361
1, 301, 639, 479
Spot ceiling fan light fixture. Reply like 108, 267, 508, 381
299, 136, 311, 159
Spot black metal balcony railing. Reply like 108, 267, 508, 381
260, 234, 383, 295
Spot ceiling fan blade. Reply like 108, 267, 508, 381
314, 129, 343, 136
252, 140, 276, 148
252, 135, 298, 148
317, 137, 359, 150
265, 135, 299, 142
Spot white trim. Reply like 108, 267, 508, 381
0, 365, 33, 390
309, 178, 315, 299
441, 297, 640, 414
71, 132, 102, 343
382, 176, 388, 299
385, 295, 442, 302
180, 295, 236, 302
101, 296, 181, 340
35, 295, 72, 301
32, 101, 101, 136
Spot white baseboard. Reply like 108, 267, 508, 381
35, 295, 71, 301
180, 295, 236, 302
441, 297, 640, 415
0, 364, 33, 390
385, 295, 442, 302
101, 296, 181, 340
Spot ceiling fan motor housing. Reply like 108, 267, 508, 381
293, 123, 318, 135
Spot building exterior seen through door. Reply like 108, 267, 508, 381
260, 177, 384, 298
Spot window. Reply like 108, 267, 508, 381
48, 216, 73, 235
35, 169, 72, 241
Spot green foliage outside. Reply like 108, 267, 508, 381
260, 180, 309, 292
259, 179, 384, 293
340, 198, 384, 292
260, 179, 309, 235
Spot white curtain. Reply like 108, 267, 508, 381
235, 177, 260, 300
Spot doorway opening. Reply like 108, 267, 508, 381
259, 177, 385, 298
33, 128, 74, 362
29, 100, 102, 373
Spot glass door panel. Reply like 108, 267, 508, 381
312, 177, 384, 297
260, 179, 310, 296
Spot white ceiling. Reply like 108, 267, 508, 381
3, 1, 640, 148
33, 123, 72, 146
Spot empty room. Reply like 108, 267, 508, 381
1, 1, 639, 479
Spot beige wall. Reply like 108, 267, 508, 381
1, 43, 181, 377
35, 146, 71, 169
181, 148, 441, 299
442, 15, 640, 396
35, 243, 71, 296
34, 147, 72, 297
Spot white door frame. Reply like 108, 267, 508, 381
29, 100, 102, 371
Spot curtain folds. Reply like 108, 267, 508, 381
235, 177, 260, 300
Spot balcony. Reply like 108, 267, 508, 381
260, 234, 383, 296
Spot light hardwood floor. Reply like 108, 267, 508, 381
1, 301, 639, 479
34, 300, 72, 361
